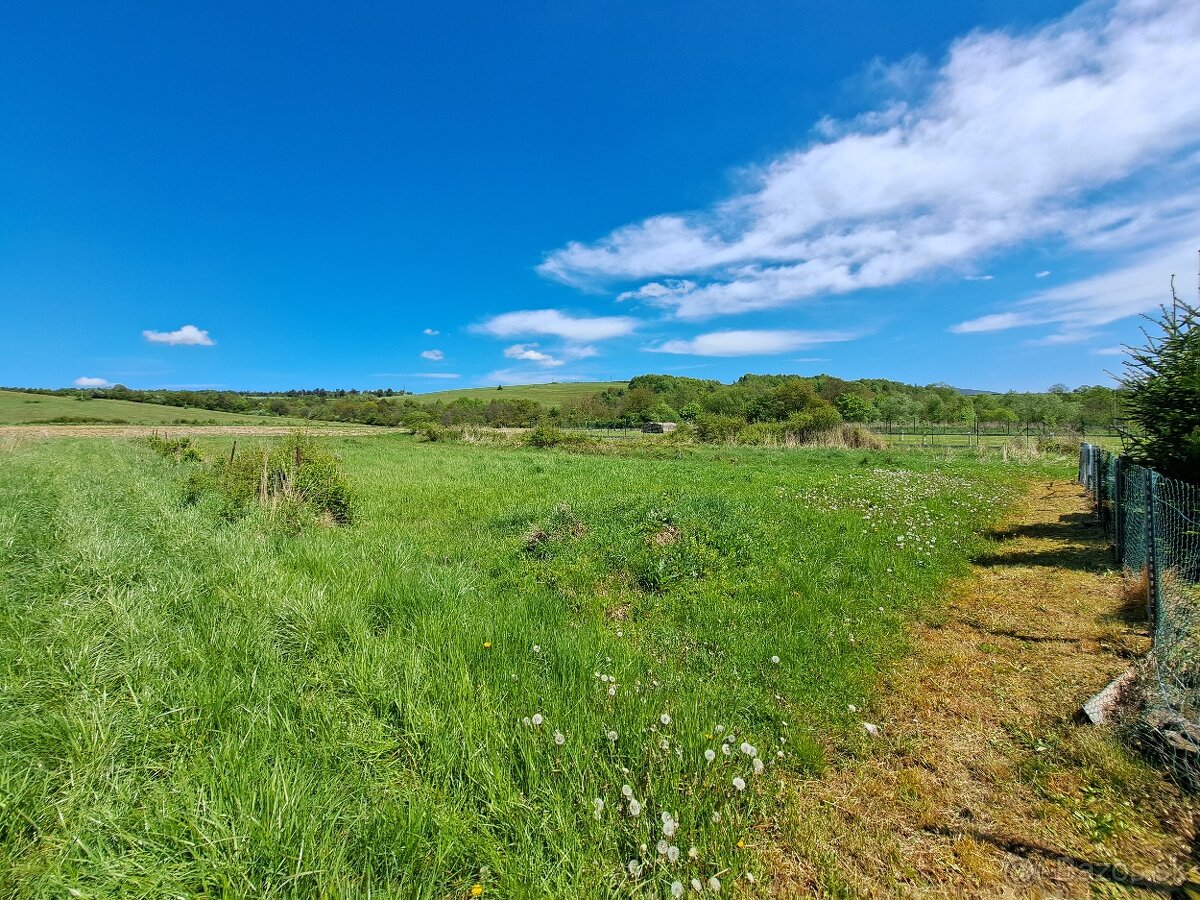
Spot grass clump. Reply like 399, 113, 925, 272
185, 432, 355, 527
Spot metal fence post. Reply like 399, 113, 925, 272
1113, 455, 1124, 563
1146, 470, 1159, 626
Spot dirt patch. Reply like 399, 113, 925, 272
650, 524, 681, 547
772, 480, 1198, 897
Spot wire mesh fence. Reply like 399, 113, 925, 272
1079, 443, 1200, 780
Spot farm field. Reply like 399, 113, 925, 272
0, 390, 318, 427
411, 381, 625, 406
0, 434, 1069, 895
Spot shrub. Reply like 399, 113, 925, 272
695, 414, 746, 443
527, 426, 573, 448
202, 433, 356, 527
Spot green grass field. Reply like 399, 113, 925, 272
411, 381, 625, 406
0, 435, 1069, 896
0, 390, 317, 426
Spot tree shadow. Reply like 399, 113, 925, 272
974, 512, 1113, 573
921, 824, 1187, 895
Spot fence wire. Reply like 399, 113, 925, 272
1080, 444, 1200, 781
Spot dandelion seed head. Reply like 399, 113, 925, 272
660, 713, 671, 725
657, 839, 669, 855
688, 846, 698, 859
628, 799, 642, 817
704, 749, 716, 762
732, 776, 746, 791
667, 844, 680, 863
770, 655, 780, 664
691, 878, 703, 893
752, 757, 764, 774
531, 714, 543, 726
607, 730, 618, 742
553, 730, 565, 745
621, 784, 633, 798
714, 725, 725, 734
708, 875, 721, 892
671, 881, 684, 898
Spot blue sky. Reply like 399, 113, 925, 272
2, 0, 1198, 393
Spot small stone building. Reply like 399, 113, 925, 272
641, 421, 678, 434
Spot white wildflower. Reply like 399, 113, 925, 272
752, 757, 764, 775
714, 725, 725, 734
628, 859, 642, 877
621, 784, 633, 798
657, 839, 669, 856
660, 713, 671, 726
739, 742, 756, 758
667, 845, 680, 863
770, 655, 780, 664
688, 846, 698, 860
732, 776, 746, 791
521, 716, 532, 727
671, 881, 684, 898
721, 744, 731, 756
607, 730, 618, 742
553, 730, 565, 745
704, 749, 716, 763
659, 738, 669, 751
708, 876, 721, 892
628, 799, 641, 817
531, 713, 543, 726
691, 878, 703, 893
608, 685, 617, 697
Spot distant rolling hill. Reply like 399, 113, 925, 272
411, 381, 625, 407
0, 390, 317, 426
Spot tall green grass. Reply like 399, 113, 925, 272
0, 436, 1069, 896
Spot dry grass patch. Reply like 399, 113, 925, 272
770, 480, 1198, 898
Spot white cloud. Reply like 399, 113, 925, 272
1091, 346, 1126, 355
476, 309, 638, 341
420, 349, 445, 361
538, 0, 1200, 322
503, 343, 565, 367
1035, 270, 1052, 278
650, 329, 859, 356
963, 274, 995, 281
73, 376, 109, 387
142, 324, 215, 346
423, 328, 440, 335
952, 240, 1196, 339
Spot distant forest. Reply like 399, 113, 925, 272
4, 375, 1121, 431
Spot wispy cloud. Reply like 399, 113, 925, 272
374, 372, 461, 379
73, 376, 109, 387
503, 343, 564, 367
142, 324, 215, 346
1091, 346, 1126, 356
538, 0, 1200, 323
423, 328, 440, 335
649, 329, 858, 356
963, 274, 994, 282
1035, 270, 1052, 278
420, 349, 445, 361
952, 241, 1194, 338
476, 309, 638, 341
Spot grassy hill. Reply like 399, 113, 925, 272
0, 390, 315, 426
412, 381, 624, 406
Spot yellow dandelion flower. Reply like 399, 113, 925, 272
483, 642, 491, 649
470, 885, 484, 897
737, 840, 745, 848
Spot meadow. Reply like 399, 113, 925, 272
0, 390, 316, 427
0, 434, 1070, 896
411, 381, 627, 407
